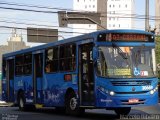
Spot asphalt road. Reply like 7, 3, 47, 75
0, 104, 160, 120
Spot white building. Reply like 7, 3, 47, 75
72, 0, 135, 36
107, 0, 135, 30
72, 0, 98, 36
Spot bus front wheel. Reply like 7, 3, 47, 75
114, 107, 131, 116
65, 91, 84, 115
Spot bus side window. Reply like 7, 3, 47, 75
45, 48, 53, 73
45, 47, 58, 73
15, 55, 23, 76
23, 53, 32, 75
60, 44, 76, 71
52, 47, 59, 72
60, 45, 65, 71
71, 44, 76, 70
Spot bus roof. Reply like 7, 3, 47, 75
3, 29, 154, 58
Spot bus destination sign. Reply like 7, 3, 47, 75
108, 33, 146, 41
98, 33, 154, 42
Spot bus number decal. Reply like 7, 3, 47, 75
142, 86, 153, 91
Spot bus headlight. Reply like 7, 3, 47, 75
150, 90, 154, 95
150, 86, 158, 95
109, 91, 115, 96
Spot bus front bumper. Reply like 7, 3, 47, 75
96, 90, 158, 108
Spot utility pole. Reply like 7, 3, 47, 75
97, 0, 107, 30
145, 0, 149, 31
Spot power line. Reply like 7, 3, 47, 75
0, 1, 158, 19
0, 12, 157, 24
0, 6, 58, 14
0, 18, 149, 32
0, 1, 158, 32
0, 14, 156, 30
0, 20, 59, 28
0, 20, 99, 31
0, 0, 159, 21
0, 1, 80, 12
0, 32, 75, 37
0, 25, 86, 34
0, 1, 155, 17
0, 16, 57, 24
0, 5, 159, 21
0, 5, 142, 17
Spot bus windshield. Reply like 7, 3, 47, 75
97, 46, 156, 78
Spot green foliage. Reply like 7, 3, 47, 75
156, 36, 160, 78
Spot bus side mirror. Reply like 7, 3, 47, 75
93, 47, 99, 61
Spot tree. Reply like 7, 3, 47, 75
155, 36, 160, 78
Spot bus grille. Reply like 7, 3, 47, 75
111, 80, 151, 86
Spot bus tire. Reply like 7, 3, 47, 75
18, 92, 26, 111
65, 91, 84, 116
114, 107, 131, 116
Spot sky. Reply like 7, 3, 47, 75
0, 0, 156, 46
134, 0, 155, 30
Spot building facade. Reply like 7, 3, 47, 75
0, 29, 29, 70
107, 0, 134, 30
155, 0, 160, 34
72, 0, 98, 36
72, 0, 134, 36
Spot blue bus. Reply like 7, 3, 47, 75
1, 29, 158, 115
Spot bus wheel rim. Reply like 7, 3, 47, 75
70, 97, 77, 110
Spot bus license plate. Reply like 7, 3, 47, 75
128, 99, 139, 103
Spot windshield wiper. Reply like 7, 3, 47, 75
112, 43, 128, 59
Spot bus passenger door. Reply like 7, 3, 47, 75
79, 43, 94, 106
6, 59, 14, 102
33, 53, 43, 104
